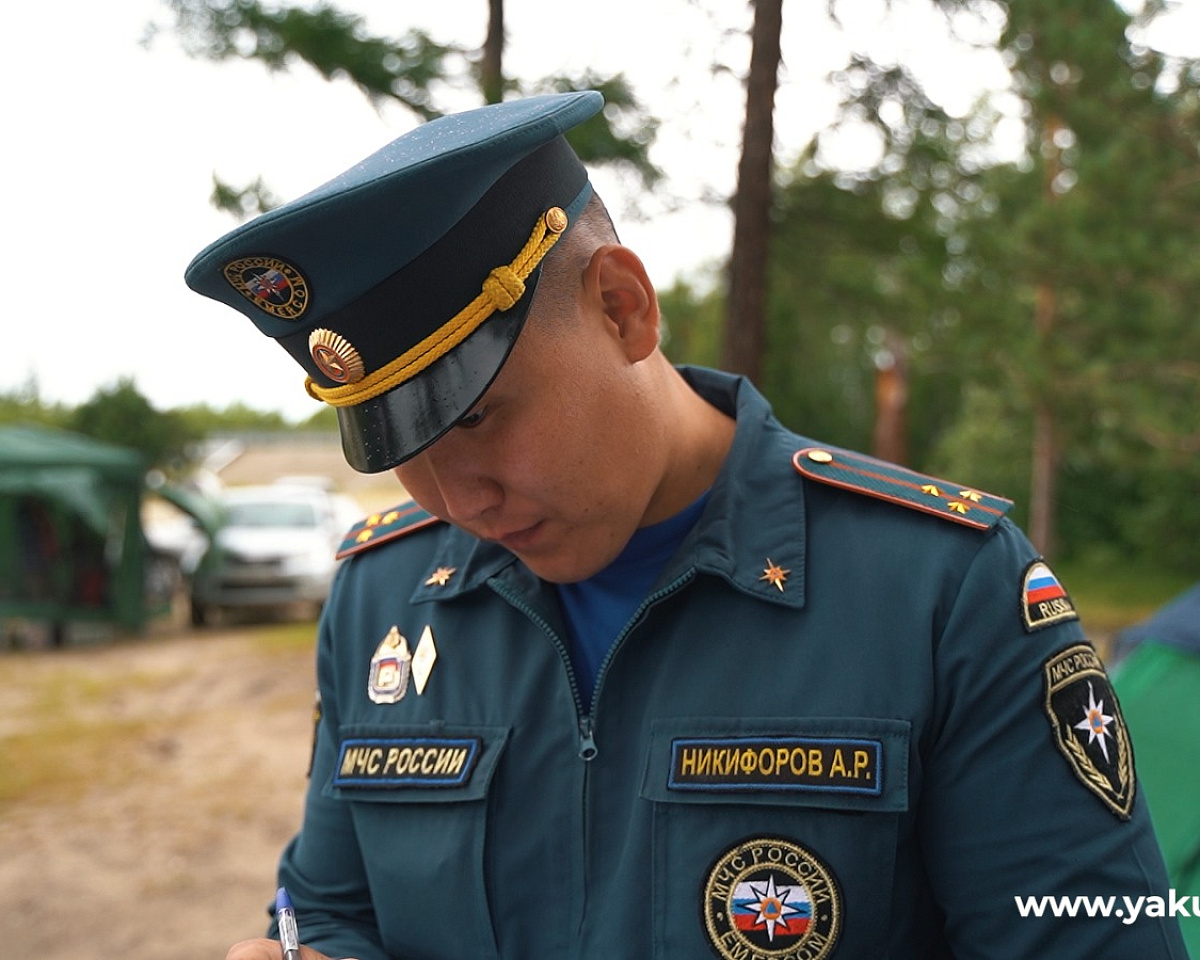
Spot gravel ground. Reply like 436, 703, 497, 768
0, 625, 316, 960
0, 436, 398, 960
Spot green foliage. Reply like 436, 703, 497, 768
0, 379, 72, 431
150, 0, 1200, 579
681, 0, 1200, 577
172, 399, 290, 435
762, 161, 972, 456
659, 278, 724, 369
711, 44, 1006, 458
210, 173, 280, 219
943, 0, 1200, 570
930, 383, 1033, 525
153, 0, 662, 192
68, 378, 201, 471
297, 403, 339, 431
0, 378, 326, 474
161, 0, 457, 119
536, 72, 663, 190
174, 397, 337, 434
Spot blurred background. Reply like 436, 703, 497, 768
1, 0, 1198, 956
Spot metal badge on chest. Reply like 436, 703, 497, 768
368, 625, 438, 704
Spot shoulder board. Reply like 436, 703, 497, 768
336, 500, 443, 559
793, 446, 1013, 531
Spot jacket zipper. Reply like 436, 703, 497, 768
488, 577, 592, 948
591, 569, 696, 716
490, 568, 695, 951
488, 577, 588, 722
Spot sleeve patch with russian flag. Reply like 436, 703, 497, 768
1021, 560, 1079, 632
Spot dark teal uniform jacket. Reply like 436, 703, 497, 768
275, 368, 1187, 959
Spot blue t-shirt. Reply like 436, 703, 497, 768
556, 493, 708, 708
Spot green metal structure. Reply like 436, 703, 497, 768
1113, 596, 1200, 959
0, 425, 151, 640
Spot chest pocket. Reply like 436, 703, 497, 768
325, 722, 510, 960
639, 716, 911, 960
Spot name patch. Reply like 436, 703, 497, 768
669, 736, 882, 796
333, 736, 481, 788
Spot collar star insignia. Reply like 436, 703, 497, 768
424, 566, 457, 587
759, 558, 790, 592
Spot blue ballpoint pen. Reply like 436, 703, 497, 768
275, 886, 303, 960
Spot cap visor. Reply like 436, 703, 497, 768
334, 297, 530, 473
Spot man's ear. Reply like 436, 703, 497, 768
584, 244, 660, 362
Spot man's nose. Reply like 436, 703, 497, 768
425, 443, 503, 526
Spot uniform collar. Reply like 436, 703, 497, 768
410, 523, 514, 603
410, 366, 807, 610
667, 367, 806, 609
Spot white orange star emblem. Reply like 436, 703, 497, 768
424, 566, 457, 587
759, 558, 790, 592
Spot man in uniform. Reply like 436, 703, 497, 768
186, 91, 1188, 959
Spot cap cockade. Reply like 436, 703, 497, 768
185, 91, 604, 473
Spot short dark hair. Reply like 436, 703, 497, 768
530, 193, 619, 324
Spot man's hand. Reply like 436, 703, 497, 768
225, 938, 356, 960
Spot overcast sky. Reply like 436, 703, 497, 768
2, 0, 1193, 421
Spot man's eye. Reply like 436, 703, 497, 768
456, 405, 488, 429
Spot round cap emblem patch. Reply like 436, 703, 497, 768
703, 837, 841, 960
309, 328, 365, 384
223, 255, 309, 320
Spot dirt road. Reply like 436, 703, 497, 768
0, 625, 316, 960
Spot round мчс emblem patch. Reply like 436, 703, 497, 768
223, 255, 310, 320
703, 836, 841, 960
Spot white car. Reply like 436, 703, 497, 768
186, 484, 360, 625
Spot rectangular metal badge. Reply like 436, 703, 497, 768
333, 736, 481, 788
668, 736, 882, 796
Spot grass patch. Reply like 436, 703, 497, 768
0, 661, 185, 810
248, 619, 319, 655
0, 715, 155, 808
1055, 560, 1194, 635
0, 669, 159, 809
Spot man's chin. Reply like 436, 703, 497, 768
515, 541, 627, 585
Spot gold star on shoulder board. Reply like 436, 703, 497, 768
424, 566, 457, 587
760, 558, 790, 592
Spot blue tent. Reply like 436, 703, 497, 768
1114, 582, 1200, 659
